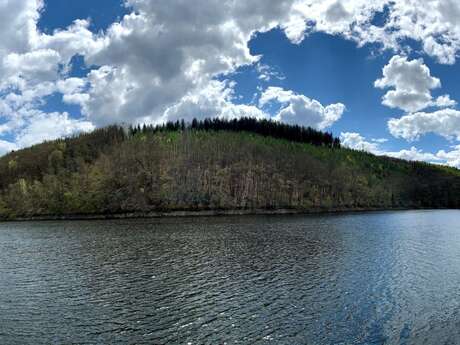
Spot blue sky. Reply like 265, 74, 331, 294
2, 0, 460, 167
38, 0, 127, 33
248, 30, 456, 155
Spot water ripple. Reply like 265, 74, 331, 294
1, 210, 460, 344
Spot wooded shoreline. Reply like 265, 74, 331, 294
7, 206, 455, 222
2, 118, 460, 221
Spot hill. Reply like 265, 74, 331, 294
0, 118, 459, 220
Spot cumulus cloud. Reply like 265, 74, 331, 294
163, 80, 267, 124
374, 55, 449, 112
3, 0, 460, 155
0, 0, 41, 57
296, 0, 460, 65
340, 131, 452, 165
385, 147, 440, 162
56, 77, 89, 104
434, 94, 457, 108
376, 55, 460, 143
2, 49, 61, 84
437, 145, 460, 168
34, 19, 104, 63
74, 0, 303, 126
388, 109, 460, 141
260, 87, 345, 129
0, 0, 103, 153
15, 111, 94, 148
0, 109, 92, 156
68, 0, 460, 127
325, 1, 351, 23
0, 140, 18, 156
388, 145, 460, 168
340, 132, 382, 154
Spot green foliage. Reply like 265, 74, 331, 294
0, 119, 459, 219
130, 117, 341, 148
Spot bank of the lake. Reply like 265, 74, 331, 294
7, 206, 452, 222
1, 118, 460, 221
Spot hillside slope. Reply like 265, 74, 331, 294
1, 119, 459, 219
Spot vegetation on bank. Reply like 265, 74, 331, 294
0, 118, 459, 220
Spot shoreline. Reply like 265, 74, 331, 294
4, 207, 457, 222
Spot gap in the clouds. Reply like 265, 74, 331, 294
398, 38, 426, 58
38, 0, 128, 33
40, 93, 83, 121
242, 29, 395, 139
0, 120, 14, 144
219, 64, 285, 107
227, 28, 459, 156
382, 134, 451, 156
412, 134, 454, 154
370, 5, 391, 27
38, 55, 94, 124
423, 55, 460, 105
68, 55, 98, 78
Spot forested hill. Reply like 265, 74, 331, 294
0, 117, 459, 220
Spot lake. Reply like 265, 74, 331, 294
1, 210, 460, 344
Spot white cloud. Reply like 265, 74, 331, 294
163, 80, 267, 124
0, 0, 42, 57
0, 140, 18, 156
15, 111, 94, 148
260, 87, 345, 129
0, 81, 56, 119
56, 78, 86, 95
2, 49, 61, 84
385, 147, 440, 162
436, 145, 460, 168
76, 1, 301, 126
3, 0, 460, 156
340, 132, 382, 154
34, 19, 104, 63
434, 94, 457, 108
0, 0, 103, 153
377, 55, 460, 143
295, 0, 460, 65
256, 63, 285, 82
56, 77, 89, 105
325, 1, 351, 23
340, 131, 449, 165
73, 1, 460, 126
374, 55, 447, 112
388, 109, 460, 141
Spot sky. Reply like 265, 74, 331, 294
2, 1, 460, 167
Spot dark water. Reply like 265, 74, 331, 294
1, 210, 460, 344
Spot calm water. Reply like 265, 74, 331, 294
1, 210, 460, 344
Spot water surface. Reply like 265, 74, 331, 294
1, 210, 460, 344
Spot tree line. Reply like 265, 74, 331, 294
129, 117, 341, 148
0, 118, 459, 219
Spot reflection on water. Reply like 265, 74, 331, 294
1, 210, 460, 344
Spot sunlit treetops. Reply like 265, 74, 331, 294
129, 117, 341, 149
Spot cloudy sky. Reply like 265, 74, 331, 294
2, 0, 460, 167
